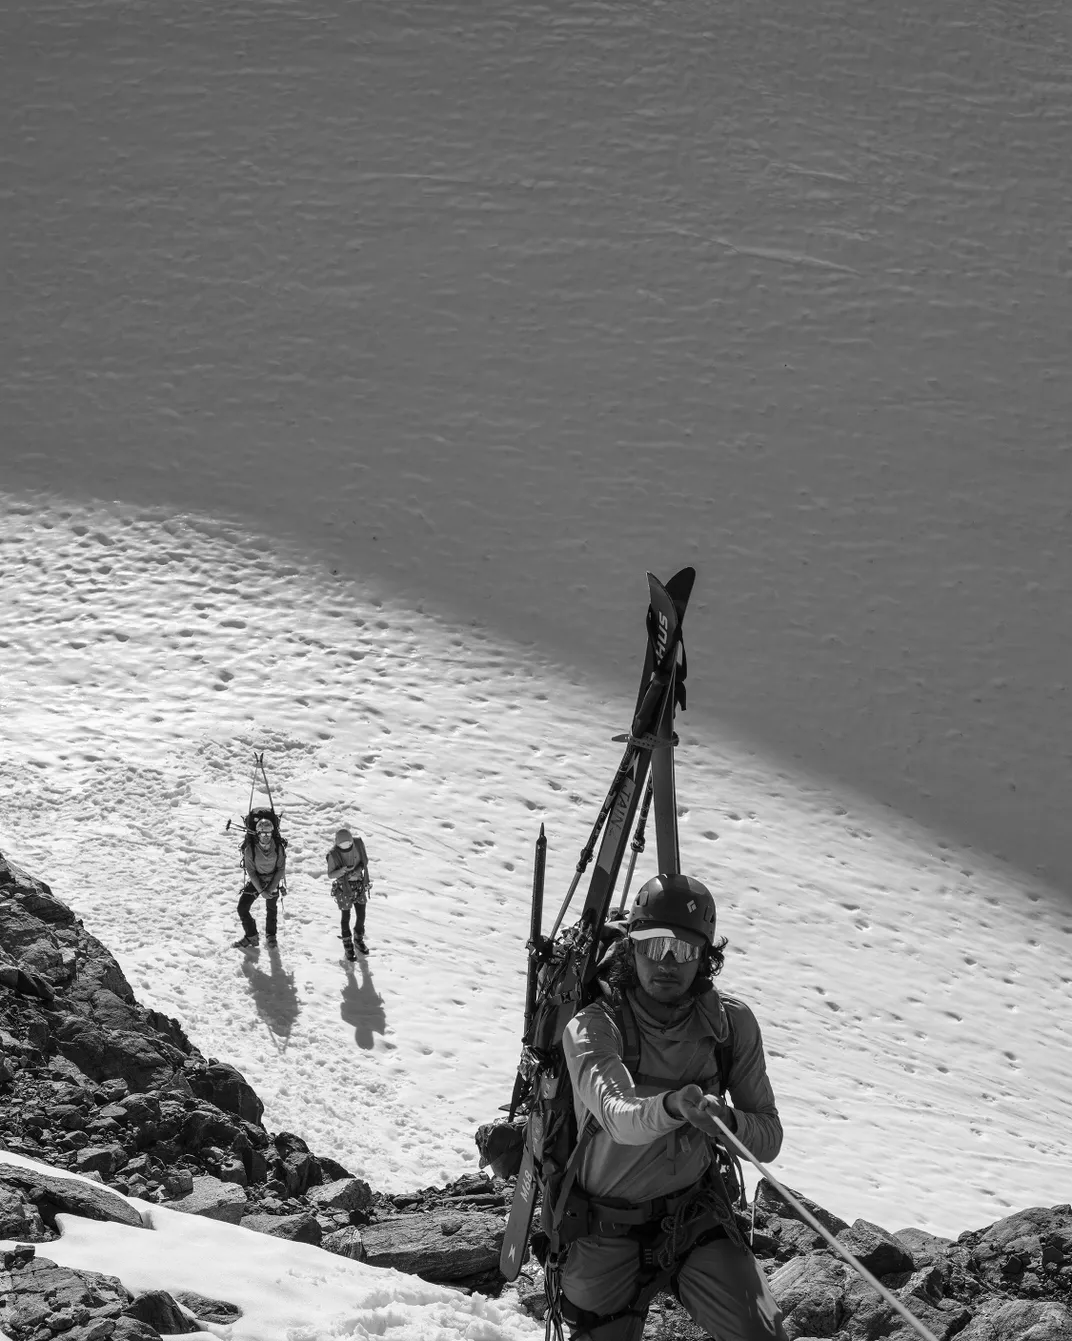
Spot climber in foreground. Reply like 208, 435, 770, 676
558, 873, 788, 1341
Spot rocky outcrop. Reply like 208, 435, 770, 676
0, 857, 336, 1229
0, 850, 509, 1307
0, 1165, 144, 1234
758, 1191, 1072, 1341
0, 1244, 184, 1341
361, 1209, 505, 1285
3, 848, 1071, 1341
508, 1189, 1072, 1341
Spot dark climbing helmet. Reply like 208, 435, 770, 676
629, 873, 717, 945
335, 827, 354, 848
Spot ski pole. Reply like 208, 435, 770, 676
256, 751, 277, 815
509, 825, 549, 1121
523, 824, 547, 1039
617, 774, 654, 911
247, 752, 261, 818
704, 1114, 939, 1341
546, 740, 640, 940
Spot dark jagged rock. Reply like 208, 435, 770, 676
241, 1210, 323, 1245
0, 1249, 133, 1340
269, 1132, 322, 1198
184, 1060, 263, 1125
0, 1184, 47, 1241
112, 1318, 166, 1340
769, 1253, 853, 1337
172, 1289, 243, 1323
123, 1288, 199, 1335
165, 1174, 248, 1224
50, 1014, 185, 1092
318, 1154, 355, 1182
0, 1164, 145, 1231
0, 964, 55, 1006
765, 1201, 1072, 1341
755, 1176, 851, 1238
896, 1226, 956, 1267
837, 1217, 916, 1277
957, 1297, 1072, 1341
361, 1210, 505, 1284
960, 1206, 1072, 1294
321, 1225, 367, 1261
306, 1176, 373, 1216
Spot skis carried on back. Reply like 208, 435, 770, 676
498, 568, 695, 1281
225, 751, 282, 837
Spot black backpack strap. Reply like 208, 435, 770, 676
715, 1007, 735, 1098
612, 991, 642, 1076
546, 1112, 600, 1251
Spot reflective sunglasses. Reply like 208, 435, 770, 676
338, 840, 354, 851
255, 826, 274, 837
634, 935, 703, 964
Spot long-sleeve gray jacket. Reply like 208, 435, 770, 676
242, 839, 286, 896
562, 986, 782, 1205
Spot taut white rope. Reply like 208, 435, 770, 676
707, 1114, 940, 1341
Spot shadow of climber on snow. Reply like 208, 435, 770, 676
340, 958, 386, 1051
241, 944, 301, 1053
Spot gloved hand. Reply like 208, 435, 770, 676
666, 1084, 737, 1139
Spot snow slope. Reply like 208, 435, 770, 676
2, 497, 1070, 1238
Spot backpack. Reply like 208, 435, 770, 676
240, 807, 287, 865
328, 837, 367, 871
328, 839, 370, 906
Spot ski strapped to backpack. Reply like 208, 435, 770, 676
231, 752, 288, 874
496, 569, 701, 1288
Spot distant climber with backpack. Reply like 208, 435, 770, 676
554, 873, 787, 1341
234, 810, 288, 950
326, 826, 371, 959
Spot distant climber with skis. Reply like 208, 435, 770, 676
557, 873, 787, 1341
326, 827, 370, 959
235, 813, 287, 949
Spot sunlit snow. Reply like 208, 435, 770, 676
2, 496, 1069, 1239
0, 1152, 540, 1341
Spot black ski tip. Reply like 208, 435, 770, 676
645, 567, 696, 627
664, 566, 696, 612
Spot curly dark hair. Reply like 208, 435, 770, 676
600, 931, 728, 999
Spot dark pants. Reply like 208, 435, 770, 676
238, 884, 279, 939
563, 1235, 786, 1341
340, 902, 366, 943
